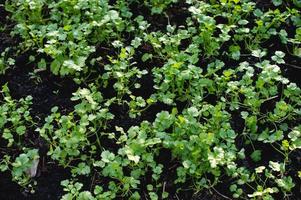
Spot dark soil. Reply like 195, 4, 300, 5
0, 165, 70, 200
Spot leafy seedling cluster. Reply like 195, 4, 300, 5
1, 0, 301, 199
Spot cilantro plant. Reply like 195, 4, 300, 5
5, 0, 127, 76
102, 47, 148, 104
0, 84, 33, 148
1, 0, 301, 199
36, 85, 114, 167
0, 85, 39, 192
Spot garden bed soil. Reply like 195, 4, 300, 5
1, 1, 301, 200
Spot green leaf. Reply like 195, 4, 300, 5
16, 125, 26, 135
77, 162, 91, 175
276, 176, 295, 192
78, 191, 94, 200
63, 60, 81, 71
50, 59, 61, 75
253, 9, 263, 17
258, 130, 269, 142
141, 53, 153, 62
128, 154, 140, 164
252, 49, 266, 58
293, 47, 301, 57
255, 166, 266, 174
269, 130, 284, 142
251, 150, 262, 162
272, 51, 285, 64
101, 151, 115, 163
38, 59, 47, 70
147, 184, 153, 191
2, 129, 13, 140
272, 0, 283, 6
269, 161, 281, 172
